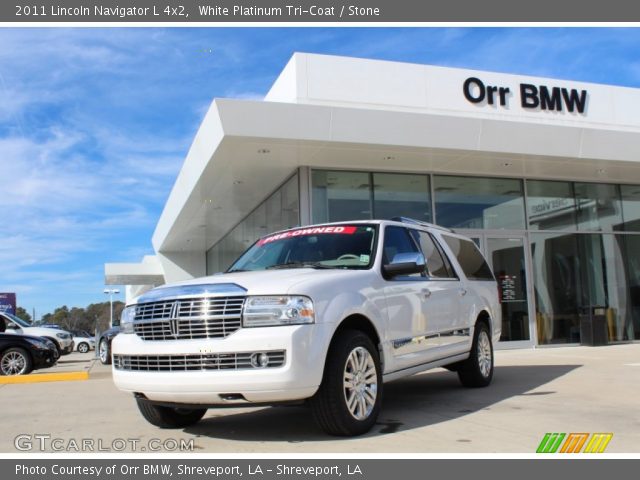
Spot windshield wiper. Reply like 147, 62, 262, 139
266, 262, 337, 270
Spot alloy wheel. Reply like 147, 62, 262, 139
343, 346, 378, 420
477, 330, 492, 378
99, 340, 108, 363
1, 351, 28, 375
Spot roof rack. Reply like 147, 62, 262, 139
390, 217, 453, 233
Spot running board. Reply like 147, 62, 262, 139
382, 352, 469, 383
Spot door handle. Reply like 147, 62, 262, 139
421, 288, 432, 299
459, 288, 468, 296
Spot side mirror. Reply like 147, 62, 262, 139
5, 322, 19, 330
383, 252, 426, 277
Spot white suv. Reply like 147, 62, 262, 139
112, 218, 500, 436
0, 313, 74, 356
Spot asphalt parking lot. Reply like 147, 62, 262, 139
0, 344, 638, 453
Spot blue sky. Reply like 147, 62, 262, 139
1, 27, 640, 317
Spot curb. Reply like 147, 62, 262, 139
0, 371, 89, 384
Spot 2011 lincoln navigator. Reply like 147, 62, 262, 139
112, 218, 501, 436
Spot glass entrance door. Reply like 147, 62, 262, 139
467, 234, 535, 346
486, 237, 532, 343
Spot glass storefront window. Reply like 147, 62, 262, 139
620, 184, 640, 232
577, 234, 637, 343
206, 173, 299, 274
372, 173, 431, 222
530, 233, 581, 344
282, 174, 300, 229
574, 182, 623, 231
622, 235, 640, 340
531, 232, 639, 345
312, 170, 371, 223
434, 175, 525, 229
526, 180, 577, 231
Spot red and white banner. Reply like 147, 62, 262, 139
257, 226, 357, 246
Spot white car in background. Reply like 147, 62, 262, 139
113, 218, 501, 436
71, 332, 96, 353
0, 313, 74, 356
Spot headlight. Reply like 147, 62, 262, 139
25, 338, 51, 350
120, 306, 136, 334
55, 332, 69, 339
242, 296, 315, 327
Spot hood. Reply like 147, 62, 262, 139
132, 269, 368, 304
22, 325, 71, 336
22, 334, 56, 344
0, 333, 55, 345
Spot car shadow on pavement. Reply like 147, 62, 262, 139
184, 364, 580, 441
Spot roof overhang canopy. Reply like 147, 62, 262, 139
104, 256, 164, 286
152, 98, 640, 254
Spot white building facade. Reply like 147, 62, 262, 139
106, 53, 640, 348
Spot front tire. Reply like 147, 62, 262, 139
458, 322, 494, 388
136, 399, 207, 428
0, 347, 33, 376
77, 342, 89, 353
310, 330, 382, 436
99, 339, 111, 365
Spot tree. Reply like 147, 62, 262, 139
15, 307, 32, 323
37, 301, 126, 334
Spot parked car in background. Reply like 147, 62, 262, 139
0, 313, 74, 356
0, 333, 58, 375
112, 218, 500, 436
98, 326, 120, 365
72, 333, 96, 353
71, 329, 93, 339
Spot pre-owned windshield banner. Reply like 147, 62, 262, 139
3, 0, 640, 22
257, 226, 358, 245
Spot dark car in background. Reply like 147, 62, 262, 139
0, 333, 58, 375
98, 326, 120, 365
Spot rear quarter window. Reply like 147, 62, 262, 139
442, 235, 495, 281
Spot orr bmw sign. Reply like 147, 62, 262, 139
463, 76, 588, 114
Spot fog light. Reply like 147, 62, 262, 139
251, 352, 270, 368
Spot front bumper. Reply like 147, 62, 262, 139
61, 341, 74, 354
32, 349, 58, 370
112, 323, 332, 405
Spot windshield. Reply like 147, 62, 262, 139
4, 313, 31, 328
228, 224, 378, 272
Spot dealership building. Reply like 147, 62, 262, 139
105, 53, 640, 348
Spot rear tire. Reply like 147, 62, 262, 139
0, 347, 33, 376
310, 329, 382, 436
136, 399, 207, 428
458, 322, 494, 388
77, 342, 89, 353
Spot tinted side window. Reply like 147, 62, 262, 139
412, 231, 457, 279
443, 235, 495, 281
382, 226, 420, 264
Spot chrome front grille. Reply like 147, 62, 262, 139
133, 296, 245, 341
113, 351, 286, 371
